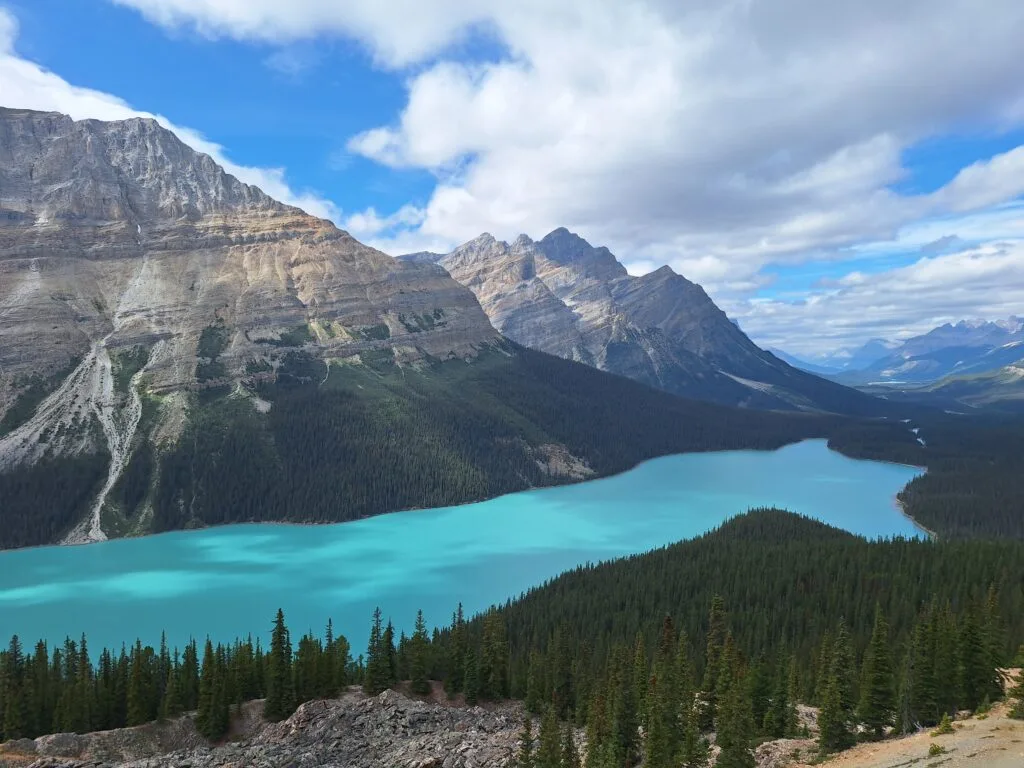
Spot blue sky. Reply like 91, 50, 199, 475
1, 0, 1023, 356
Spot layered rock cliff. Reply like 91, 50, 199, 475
0, 107, 499, 542
404, 230, 879, 413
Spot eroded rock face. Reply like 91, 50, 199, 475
407, 229, 873, 412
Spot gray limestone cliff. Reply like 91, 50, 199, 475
404, 229, 877, 413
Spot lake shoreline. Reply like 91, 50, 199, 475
1, 437, 931, 555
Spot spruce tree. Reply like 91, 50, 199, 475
909, 610, 938, 726
2, 635, 26, 740
858, 606, 896, 739
160, 661, 183, 719
464, 646, 480, 706
196, 639, 216, 738
263, 609, 295, 721
445, 604, 466, 696
363, 607, 389, 696
813, 630, 833, 706
982, 585, 1006, 702
525, 651, 543, 714
680, 698, 710, 767
410, 610, 431, 696
383, 621, 398, 686
700, 595, 727, 730
535, 706, 561, 768
716, 673, 755, 768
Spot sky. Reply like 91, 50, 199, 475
1, 1, 1023, 358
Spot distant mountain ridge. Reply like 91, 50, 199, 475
403, 230, 882, 414
832, 317, 1024, 385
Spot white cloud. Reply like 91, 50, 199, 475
18, 0, 1024, 349
343, 204, 426, 238
0, 7, 339, 222
930, 146, 1024, 213
98, 2, 1024, 267
731, 241, 1024, 356
109, 0, 493, 67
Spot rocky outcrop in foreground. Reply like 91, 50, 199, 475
1, 691, 524, 768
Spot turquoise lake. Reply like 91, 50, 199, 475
0, 440, 922, 654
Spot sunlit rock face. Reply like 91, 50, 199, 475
0, 107, 498, 398
405, 229, 871, 412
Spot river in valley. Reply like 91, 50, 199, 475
0, 440, 923, 653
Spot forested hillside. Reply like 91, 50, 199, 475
148, 345, 833, 535
828, 412, 1024, 539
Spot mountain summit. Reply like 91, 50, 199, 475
403, 231, 877, 413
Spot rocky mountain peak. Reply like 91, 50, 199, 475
433, 227, 877, 413
0, 108, 295, 259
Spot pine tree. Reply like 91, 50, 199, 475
445, 604, 466, 696
535, 706, 561, 768
464, 646, 480, 706
410, 610, 431, 696
263, 609, 295, 721
525, 651, 544, 714
160, 658, 183, 719
181, 640, 200, 711
909, 609, 938, 726
480, 610, 510, 700
196, 639, 216, 738
818, 623, 857, 754
858, 605, 896, 739
611, 646, 640, 768
127, 640, 151, 726
894, 648, 914, 735
765, 655, 797, 738
2, 635, 26, 740
700, 595, 727, 730
716, 673, 755, 768
383, 621, 398, 685
982, 585, 1006, 702
958, 608, 991, 711
680, 697, 710, 767
363, 607, 390, 696
813, 630, 833, 705
517, 716, 535, 768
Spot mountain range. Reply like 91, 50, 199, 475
773, 318, 1024, 412
402, 232, 879, 414
0, 107, 843, 549
832, 318, 1024, 385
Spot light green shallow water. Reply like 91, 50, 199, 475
0, 440, 922, 652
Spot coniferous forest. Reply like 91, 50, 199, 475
2, 510, 1022, 762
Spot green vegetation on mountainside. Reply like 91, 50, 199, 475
829, 414, 1024, 539
3, 343, 1024, 547
150, 345, 829, 532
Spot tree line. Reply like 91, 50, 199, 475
3, 509, 1022, 759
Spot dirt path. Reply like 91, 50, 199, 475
799, 704, 1024, 768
